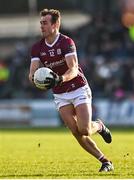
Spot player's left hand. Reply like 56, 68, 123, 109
44, 72, 63, 89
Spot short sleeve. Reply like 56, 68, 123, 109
31, 43, 40, 61
62, 37, 76, 57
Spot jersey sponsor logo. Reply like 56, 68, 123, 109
44, 59, 65, 68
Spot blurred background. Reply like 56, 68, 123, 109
0, 0, 134, 128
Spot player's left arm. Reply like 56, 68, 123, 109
62, 54, 78, 82
44, 54, 78, 89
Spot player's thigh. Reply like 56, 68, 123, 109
75, 103, 92, 133
59, 104, 79, 135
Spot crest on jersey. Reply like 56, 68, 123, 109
48, 49, 55, 57
57, 48, 61, 55
68, 44, 76, 53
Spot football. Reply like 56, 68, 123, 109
34, 67, 53, 90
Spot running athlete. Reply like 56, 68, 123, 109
29, 8, 114, 172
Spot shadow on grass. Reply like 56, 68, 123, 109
0, 126, 69, 133
0, 174, 43, 178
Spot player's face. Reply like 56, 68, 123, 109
40, 15, 56, 38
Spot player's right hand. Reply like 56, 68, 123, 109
34, 80, 51, 90
32, 74, 50, 90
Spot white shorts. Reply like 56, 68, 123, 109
53, 85, 92, 111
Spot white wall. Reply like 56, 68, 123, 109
0, 99, 134, 128
0, 100, 60, 128
94, 99, 134, 125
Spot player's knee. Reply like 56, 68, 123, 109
78, 127, 91, 136
71, 127, 80, 137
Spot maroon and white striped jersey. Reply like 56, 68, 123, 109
31, 33, 87, 94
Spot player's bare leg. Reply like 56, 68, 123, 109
76, 104, 112, 143
75, 103, 100, 135
59, 104, 114, 172
59, 104, 103, 158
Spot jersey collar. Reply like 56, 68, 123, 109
45, 33, 60, 47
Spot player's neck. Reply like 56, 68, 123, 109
45, 31, 59, 45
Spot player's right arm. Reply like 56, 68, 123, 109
29, 42, 40, 83
29, 60, 40, 83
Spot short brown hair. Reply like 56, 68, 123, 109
40, 9, 61, 24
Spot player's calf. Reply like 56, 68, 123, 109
96, 119, 112, 143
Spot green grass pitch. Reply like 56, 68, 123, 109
0, 127, 134, 179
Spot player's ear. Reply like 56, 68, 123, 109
52, 23, 57, 29
56, 19, 60, 28
52, 21, 60, 29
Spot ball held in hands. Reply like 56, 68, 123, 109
33, 67, 63, 90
